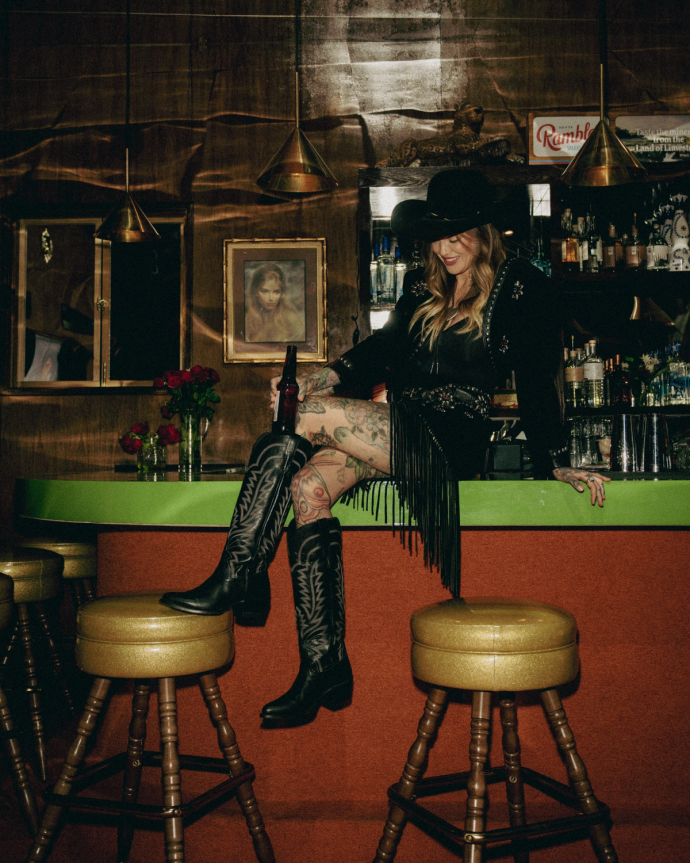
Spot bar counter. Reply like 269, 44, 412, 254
12, 473, 690, 863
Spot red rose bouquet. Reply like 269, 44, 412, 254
119, 421, 181, 454
154, 366, 221, 421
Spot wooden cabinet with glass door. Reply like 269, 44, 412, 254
9, 206, 190, 389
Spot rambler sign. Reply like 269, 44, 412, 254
529, 114, 600, 164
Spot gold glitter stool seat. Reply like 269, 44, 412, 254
0, 571, 39, 836
18, 539, 97, 609
27, 593, 274, 863
0, 547, 73, 781
373, 597, 617, 863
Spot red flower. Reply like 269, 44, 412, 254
119, 433, 135, 454
205, 367, 220, 384
161, 405, 172, 419
166, 375, 182, 389
180, 370, 195, 384
153, 376, 165, 388
130, 421, 149, 435
156, 424, 181, 446
131, 437, 143, 452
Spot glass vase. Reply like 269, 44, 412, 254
178, 412, 209, 480
137, 439, 167, 475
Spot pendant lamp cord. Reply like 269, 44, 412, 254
598, 0, 608, 123
125, 0, 131, 192
294, 0, 301, 127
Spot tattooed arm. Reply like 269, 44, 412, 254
552, 466, 610, 507
270, 366, 341, 408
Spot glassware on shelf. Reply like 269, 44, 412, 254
638, 413, 672, 472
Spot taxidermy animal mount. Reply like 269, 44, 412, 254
379, 103, 525, 168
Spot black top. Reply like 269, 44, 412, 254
330, 259, 569, 476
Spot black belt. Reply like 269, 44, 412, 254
398, 384, 490, 418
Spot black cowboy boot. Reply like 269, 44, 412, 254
160, 433, 312, 624
260, 517, 353, 724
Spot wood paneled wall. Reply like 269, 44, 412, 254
0, 1, 687, 539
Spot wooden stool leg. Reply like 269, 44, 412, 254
0, 680, 39, 836
541, 689, 618, 863
499, 693, 529, 863
82, 578, 96, 602
17, 604, 48, 781
0, 618, 19, 683
34, 602, 76, 715
372, 686, 449, 863
464, 690, 492, 863
158, 677, 184, 863
117, 680, 152, 863
26, 677, 111, 862
199, 672, 275, 863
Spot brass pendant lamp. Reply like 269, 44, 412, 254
95, 0, 160, 242
256, 0, 337, 194
561, 0, 646, 187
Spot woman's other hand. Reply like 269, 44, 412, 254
552, 467, 611, 507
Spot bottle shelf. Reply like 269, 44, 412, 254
557, 270, 690, 296
565, 405, 690, 417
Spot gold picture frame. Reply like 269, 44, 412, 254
223, 237, 327, 364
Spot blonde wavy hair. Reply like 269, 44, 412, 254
409, 224, 506, 350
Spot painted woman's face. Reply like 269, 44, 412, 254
257, 276, 283, 311
431, 231, 480, 276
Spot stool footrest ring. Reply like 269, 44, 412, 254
387, 767, 611, 851
42, 753, 256, 824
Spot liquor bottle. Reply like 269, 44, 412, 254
376, 236, 395, 304
668, 342, 687, 405
369, 242, 380, 305
530, 236, 551, 276
409, 239, 424, 271
609, 354, 632, 406
603, 224, 621, 271
562, 209, 579, 274
272, 345, 299, 434
624, 216, 645, 269
565, 349, 584, 409
576, 216, 588, 272
586, 213, 602, 272
646, 222, 670, 270
603, 358, 611, 406
394, 245, 407, 302
583, 339, 604, 408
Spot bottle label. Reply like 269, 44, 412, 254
565, 367, 584, 382
584, 363, 604, 381
603, 246, 616, 268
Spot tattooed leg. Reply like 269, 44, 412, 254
291, 448, 388, 527
296, 396, 391, 473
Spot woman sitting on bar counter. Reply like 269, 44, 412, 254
162, 169, 610, 725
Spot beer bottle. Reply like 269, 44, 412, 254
273, 345, 299, 434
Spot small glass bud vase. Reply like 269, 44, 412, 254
137, 436, 167, 475
178, 411, 210, 481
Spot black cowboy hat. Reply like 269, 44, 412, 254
391, 169, 497, 242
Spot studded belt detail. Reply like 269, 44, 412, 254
399, 384, 490, 419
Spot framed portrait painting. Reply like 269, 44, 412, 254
223, 238, 327, 363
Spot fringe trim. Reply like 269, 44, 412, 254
391, 400, 460, 597
339, 401, 461, 598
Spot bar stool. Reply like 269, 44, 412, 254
27, 592, 275, 863
18, 539, 97, 609
0, 572, 40, 836
0, 547, 74, 781
373, 597, 617, 863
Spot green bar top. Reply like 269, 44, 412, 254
14, 473, 690, 528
